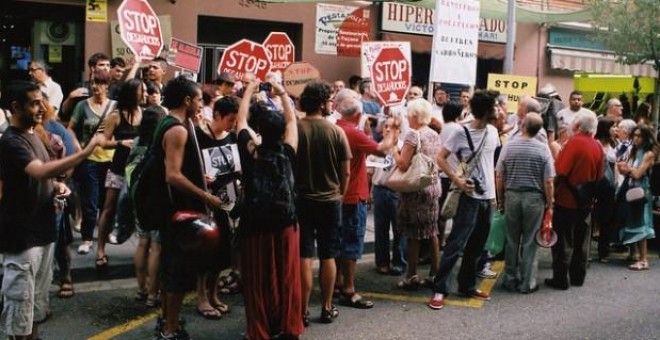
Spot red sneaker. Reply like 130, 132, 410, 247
428, 293, 444, 310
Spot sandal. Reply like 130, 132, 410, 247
197, 307, 222, 320
320, 305, 339, 324
396, 275, 420, 291
145, 295, 161, 308
135, 290, 148, 301
58, 283, 75, 299
338, 292, 374, 309
629, 261, 649, 271
95, 255, 108, 270
212, 301, 230, 314
218, 271, 241, 295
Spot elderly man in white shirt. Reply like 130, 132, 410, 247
28, 60, 63, 112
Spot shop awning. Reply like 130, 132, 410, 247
548, 47, 657, 77
258, 0, 592, 24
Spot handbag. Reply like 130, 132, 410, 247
485, 210, 506, 254
440, 127, 489, 219
624, 177, 647, 204
385, 131, 437, 193
173, 119, 221, 256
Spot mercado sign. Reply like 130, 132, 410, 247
381, 2, 507, 44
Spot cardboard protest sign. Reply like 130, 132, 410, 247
487, 73, 538, 113
283, 62, 321, 98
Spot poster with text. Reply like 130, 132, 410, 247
315, 3, 368, 56
110, 15, 172, 66
487, 73, 537, 113
360, 41, 411, 78
429, 0, 480, 85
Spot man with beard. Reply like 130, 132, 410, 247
0, 80, 104, 339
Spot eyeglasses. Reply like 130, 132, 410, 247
28, 67, 42, 73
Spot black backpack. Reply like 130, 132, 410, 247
130, 116, 181, 231
245, 146, 297, 231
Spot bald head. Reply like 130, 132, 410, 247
522, 112, 544, 137
335, 88, 362, 117
517, 96, 541, 120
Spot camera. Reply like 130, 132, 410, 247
259, 82, 272, 92
469, 176, 486, 195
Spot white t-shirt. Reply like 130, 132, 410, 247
438, 121, 462, 178
442, 124, 499, 200
431, 105, 444, 125
557, 107, 592, 127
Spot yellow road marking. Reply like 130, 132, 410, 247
90, 261, 505, 338
88, 293, 196, 340
362, 261, 504, 308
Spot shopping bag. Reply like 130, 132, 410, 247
485, 210, 506, 254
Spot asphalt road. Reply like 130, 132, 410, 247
7, 247, 660, 340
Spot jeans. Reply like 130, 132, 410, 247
503, 191, 545, 292
551, 205, 592, 286
373, 185, 406, 270
74, 160, 110, 242
432, 194, 492, 295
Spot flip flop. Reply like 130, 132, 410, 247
212, 301, 230, 314
338, 292, 374, 309
58, 283, 74, 299
197, 307, 222, 320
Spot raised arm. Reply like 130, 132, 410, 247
272, 81, 297, 152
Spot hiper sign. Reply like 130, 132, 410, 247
117, 0, 163, 60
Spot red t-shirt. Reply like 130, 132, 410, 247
337, 119, 379, 204
554, 132, 604, 209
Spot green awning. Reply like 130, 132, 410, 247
257, 0, 592, 23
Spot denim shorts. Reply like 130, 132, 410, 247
298, 198, 341, 260
339, 201, 367, 260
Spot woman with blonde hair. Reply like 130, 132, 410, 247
393, 98, 442, 289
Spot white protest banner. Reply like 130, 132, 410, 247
429, 0, 480, 85
315, 3, 360, 55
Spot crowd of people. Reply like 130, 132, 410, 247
0, 52, 657, 340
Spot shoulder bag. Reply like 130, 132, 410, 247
385, 130, 437, 193
440, 127, 489, 220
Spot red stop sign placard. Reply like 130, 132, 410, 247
263, 32, 295, 72
218, 39, 272, 82
117, 0, 163, 60
371, 47, 410, 107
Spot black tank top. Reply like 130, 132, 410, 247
110, 110, 139, 175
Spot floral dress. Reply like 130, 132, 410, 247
618, 149, 656, 244
398, 126, 442, 240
